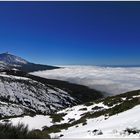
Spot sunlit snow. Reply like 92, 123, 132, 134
0, 115, 52, 130
51, 105, 140, 138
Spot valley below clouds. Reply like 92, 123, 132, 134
31, 66, 140, 96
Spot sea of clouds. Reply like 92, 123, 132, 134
31, 66, 140, 96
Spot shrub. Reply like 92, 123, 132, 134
84, 102, 94, 106
50, 113, 66, 123
122, 128, 140, 135
92, 106, 103, 110
92, 129, 103, 135
82, 122, 87, 126
79, 108, 87, 111
68, 118, 75, 123
0, 123, 50, 139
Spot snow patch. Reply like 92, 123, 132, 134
51, 105, 140, 138
0, 115, 53, 130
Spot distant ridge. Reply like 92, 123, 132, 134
0, 52, 28, 65
0, 52, 59, 72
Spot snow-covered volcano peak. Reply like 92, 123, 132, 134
0, 52, 28, 65
0, 52, 59, 72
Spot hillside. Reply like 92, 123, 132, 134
49, 90, 140, 138
0, 72, 76, 118
0, 69, 103, 119
0, 89, 140, 138
2, 69, 103, 104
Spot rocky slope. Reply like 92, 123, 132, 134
0, 70, 103, 118
0, 73, 76, 118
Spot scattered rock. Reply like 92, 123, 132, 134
92, 129, 103, 135
60, 134, 64, 137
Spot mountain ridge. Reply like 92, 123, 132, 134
0, 52, 28, 65
0, 52, 59, 72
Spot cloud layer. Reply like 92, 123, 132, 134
31, 66, 140, 96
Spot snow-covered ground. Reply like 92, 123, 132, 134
0, 92, 140, 138
51, 105, 140, 138
31, 66, 140, 95
0, 115, 52, 130
4, 102, 140, 138
57, 102, 109, 124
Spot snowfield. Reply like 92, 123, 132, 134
57, 102, 109, 124
51, 105, 140, 138
0, 115, 52, 130
0, 90, 140, 138
2, 101, 140, 138
31, 66, 140, 95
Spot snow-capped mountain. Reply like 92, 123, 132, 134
0, 52, 59, 72
0, 52, 28, 65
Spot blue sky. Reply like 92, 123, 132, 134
0, 1, 140, 65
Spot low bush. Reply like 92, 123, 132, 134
82, 122, 87, 126
0, 123, 50, 139
79, 108, 87, 111
122, 128, 140, 135
84, 102, 94, 106
50, 113, 66, 123
92, 106, 103, 110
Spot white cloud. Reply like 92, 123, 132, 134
31, 66, 140, 95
